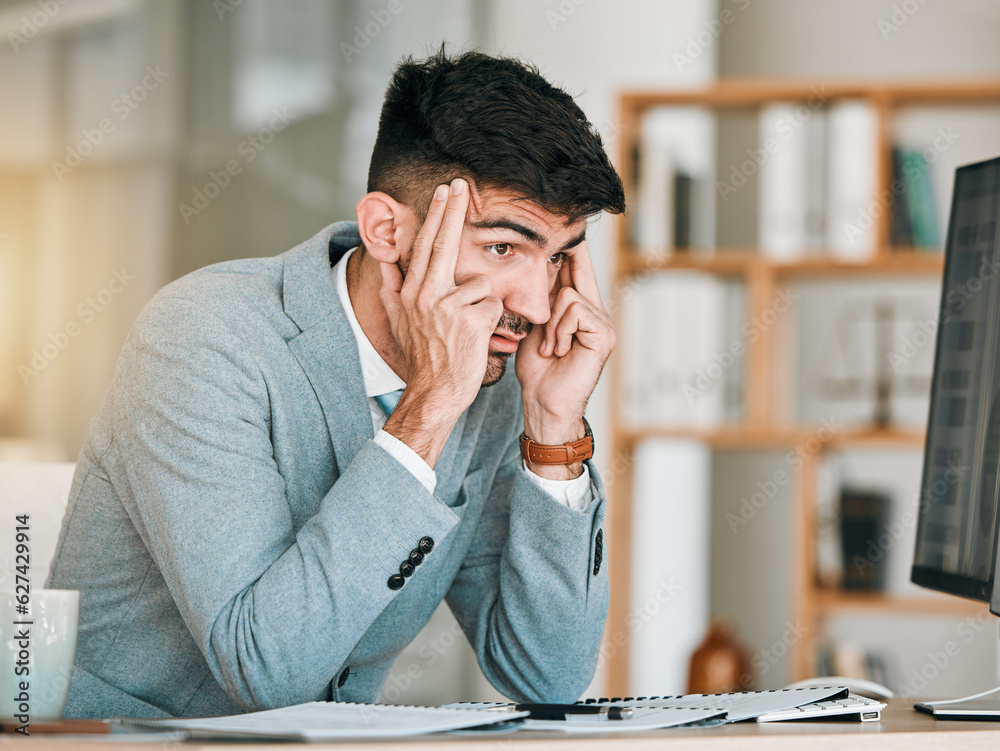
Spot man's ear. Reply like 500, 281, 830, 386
355, 192, 416, 263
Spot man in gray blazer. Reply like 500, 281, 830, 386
48, 49, 626, 718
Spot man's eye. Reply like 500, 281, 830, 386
549, 252, 567, 265
486, 243, 512, 257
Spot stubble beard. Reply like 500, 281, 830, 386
482, 351, 511, 388
482, 312, 532, 388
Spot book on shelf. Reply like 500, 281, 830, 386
825, 101, 878, 261
632, 101, 888, 261
839, 487, 892, 591
622, 271, 744, 427
674, 171, 694, 249
631, 107, 716, 256
634, 132, 675, 254
890, 147, 915, 248
757, 103, 827, 260
891, 145, 941, 250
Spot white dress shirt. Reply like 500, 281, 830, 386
333, 247, 593, 511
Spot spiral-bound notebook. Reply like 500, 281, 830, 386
125, 701, 528, 741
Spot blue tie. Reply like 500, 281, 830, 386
373, 389, 404, 417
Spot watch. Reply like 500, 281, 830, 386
519, 418, 594, 466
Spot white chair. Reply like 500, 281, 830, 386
0, 462, 76, 589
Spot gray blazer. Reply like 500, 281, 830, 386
47, 222, 609, 719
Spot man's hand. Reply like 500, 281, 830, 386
515, 240, 616, 480
379, 179, 503, 468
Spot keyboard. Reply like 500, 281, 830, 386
756, 693, 886, 723
581, 687, 885, 723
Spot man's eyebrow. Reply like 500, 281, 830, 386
468, 219, 547, 246
560, 230, 587, 252
468, 219, 587, 252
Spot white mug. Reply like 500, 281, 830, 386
0, 589, 79, 722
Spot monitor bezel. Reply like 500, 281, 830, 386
911, 156, 1000, 616
911, 563, 991, 603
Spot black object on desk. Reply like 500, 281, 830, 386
515, 703, 633, 721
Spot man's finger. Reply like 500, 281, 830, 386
550, 256, 572, 309
445, 273, 492, 306
472, 295, 504, 330
408, 184, 450, 286
544, 287, 583, 355
426, 178, 469, 287
568, 240, 605, 310
550, 301, 606, 357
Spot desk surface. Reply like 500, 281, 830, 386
7, 700, 1000, 750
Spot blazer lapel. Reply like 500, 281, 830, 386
282, 223, 373, 476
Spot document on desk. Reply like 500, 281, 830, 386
127, 701, 528, 740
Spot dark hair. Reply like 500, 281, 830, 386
367, 48, 625, 223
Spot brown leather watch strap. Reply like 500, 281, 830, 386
520, 418, 594, 466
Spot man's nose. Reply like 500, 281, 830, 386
499, 261, 552, 326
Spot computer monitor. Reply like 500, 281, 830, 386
911, 155, 1000, 719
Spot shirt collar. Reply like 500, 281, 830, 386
333, 246, 406, 398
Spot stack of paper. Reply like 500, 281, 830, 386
128, 701, 527, 741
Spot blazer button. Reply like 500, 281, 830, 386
400, 561, 415, 578
387, 574, 405, 590
408, 549, 424, 566
418, 536, 435, 554
338, 666, 350, 688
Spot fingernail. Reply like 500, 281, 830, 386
451, 178, 466, 195
435, 185, 448, 201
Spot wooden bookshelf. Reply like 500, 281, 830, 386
619, 248, 945, 277
606, 79, 1000, 695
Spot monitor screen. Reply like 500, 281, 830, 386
912, 156, 1000, 609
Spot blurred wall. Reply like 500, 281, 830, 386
0, 0, 483, 457
719, 0, 1000, 78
